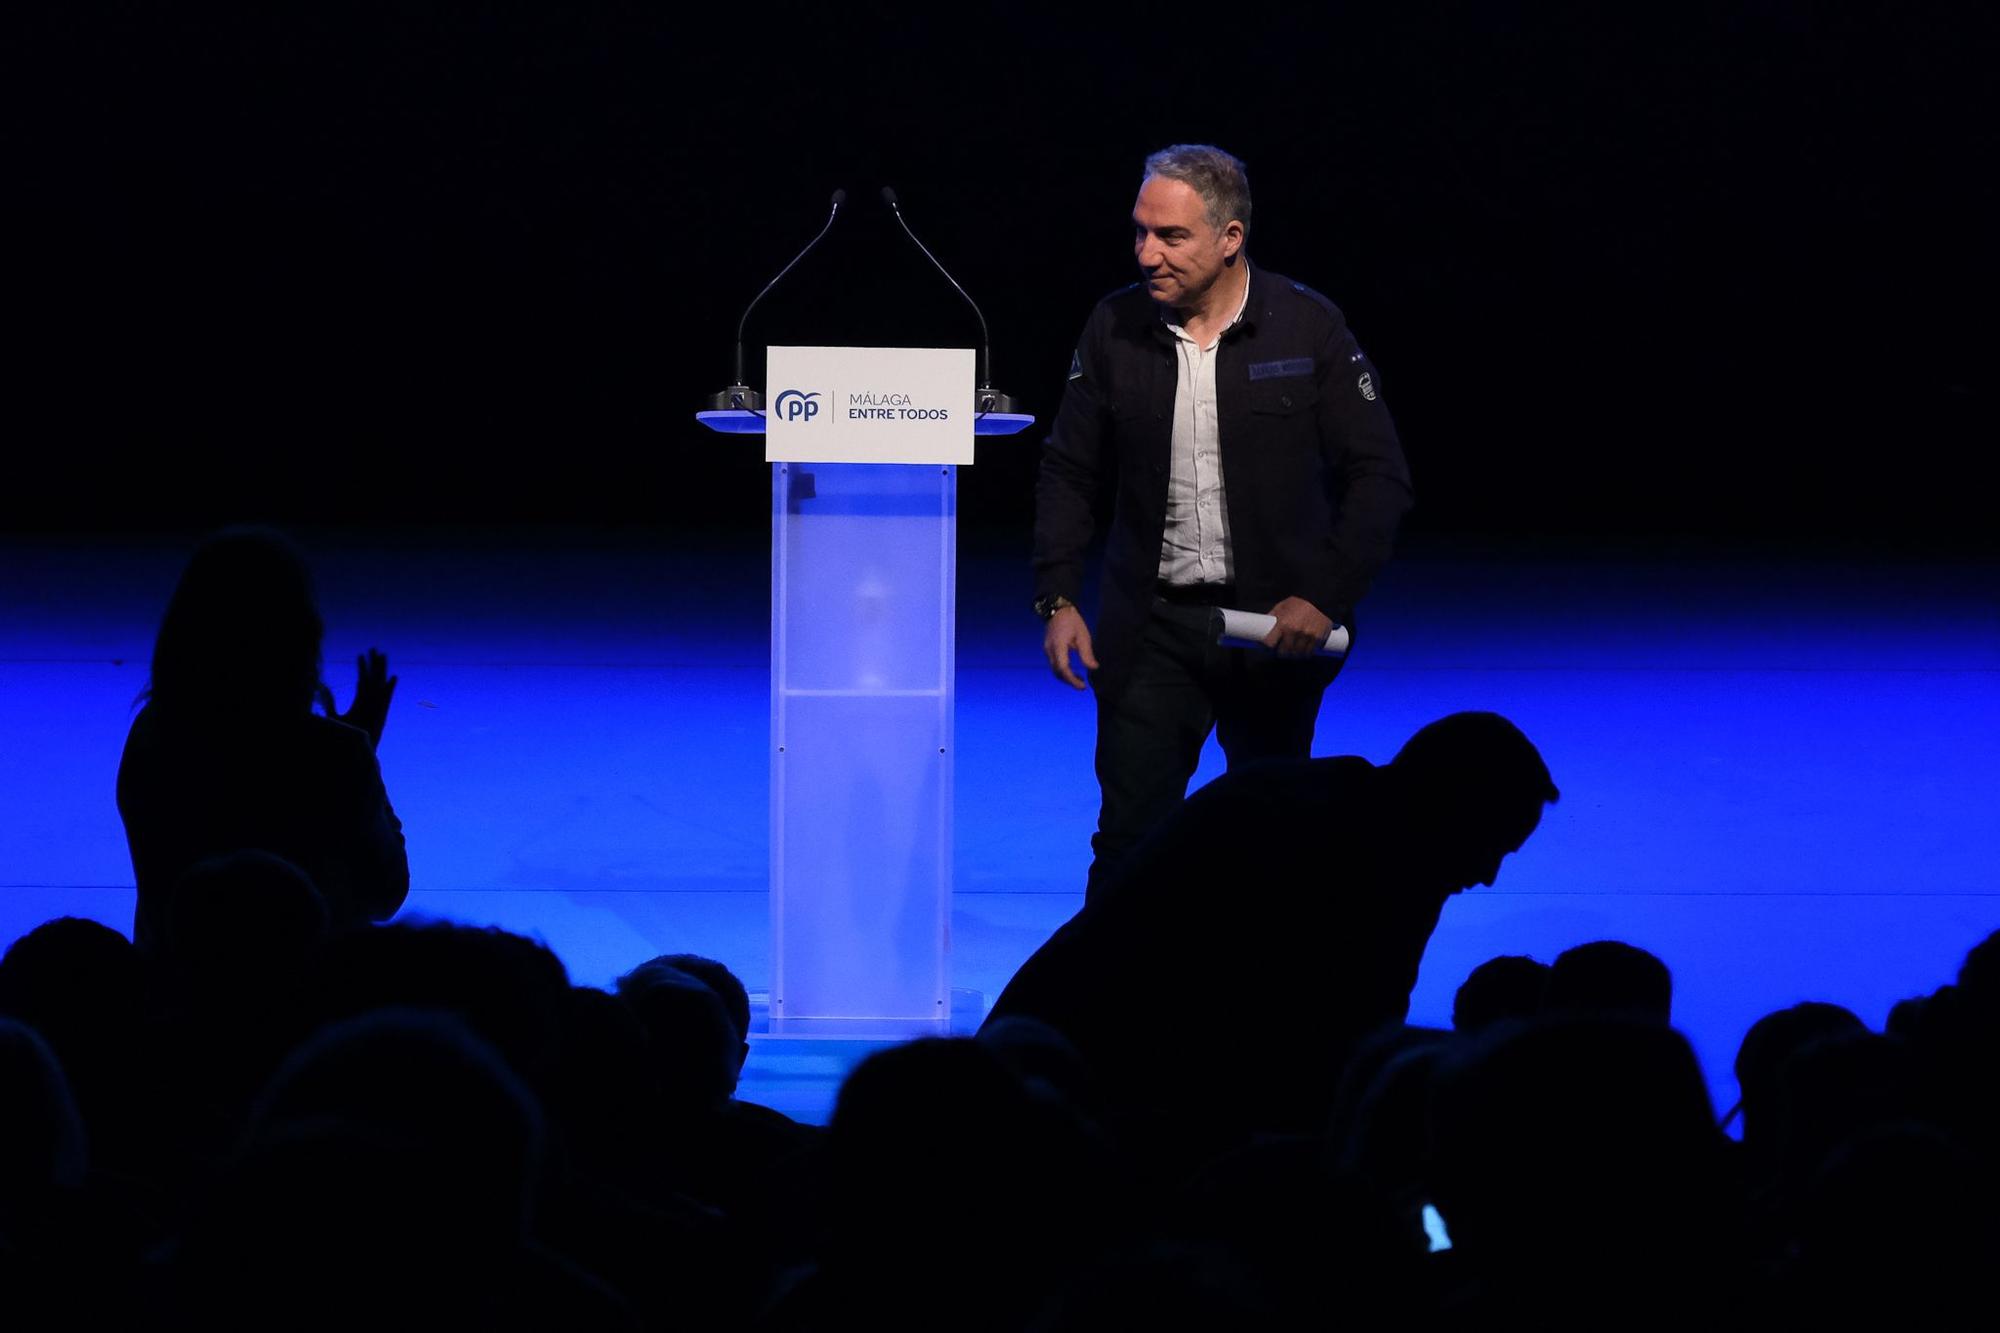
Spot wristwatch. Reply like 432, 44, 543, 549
1033, 593, 1075, 621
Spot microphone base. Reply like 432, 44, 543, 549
973, 387, 1021, 415
707, 385, 764, 411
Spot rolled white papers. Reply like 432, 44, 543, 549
1211, 607, 1351, 658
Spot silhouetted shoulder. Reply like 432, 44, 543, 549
1089, 755, 1383, 915
305, 712, 377, 763
115, 705, 158, 798
1183, 753, 1378, 813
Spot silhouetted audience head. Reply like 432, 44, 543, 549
1886, 986, 1946, 1040
1767, 1031, 1932, 1193
253, 1008, 545, 1229
166, 850, 329, 994
144, 527, 322, 721
0, 917, 144, 1048
304, 922, 571, 1096
1327, 1024, 1449, 1157
543, 986, 663, 1174
1428, 1017, 1730, 1312
821, 1037, 1109, 1327
647, 953, 751, 1076
166, 1009, 569, 1329
1546, 940, 1673, 1025
1785, 1122, 1998, 1324
1452, 954, 1551, 1031
0, 918, 145, 1158
1957, 927, 2000, 1005
1385, 711, 1559, 889
830, 1036, 1036, 1218
978, 1014, 1098, 1115
613, 960, 739, 1110
1729, 1000, 1865, 1142
1884, 974, 1998, 1152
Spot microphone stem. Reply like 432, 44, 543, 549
735, 197, 844, 384
887, 202, 993, 389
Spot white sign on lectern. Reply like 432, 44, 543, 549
765, 345, 975, 464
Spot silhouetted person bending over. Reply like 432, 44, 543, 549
985, 711, 1558, 1137
118, 529, 405, 952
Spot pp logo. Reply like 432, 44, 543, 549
774, 389, 821, 422
1357, 373, 1376, 402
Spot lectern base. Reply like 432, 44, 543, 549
748, 987, 986, 1040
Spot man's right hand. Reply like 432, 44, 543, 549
1043, 606, 1099, 690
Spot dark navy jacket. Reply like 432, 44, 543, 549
1032, 264, 1414, 697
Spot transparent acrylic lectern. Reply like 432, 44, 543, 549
697, 398, 1034, 1036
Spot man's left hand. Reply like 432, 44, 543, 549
1261, 597, 1333, 658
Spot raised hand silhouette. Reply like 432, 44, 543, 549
317, 648, 397, 749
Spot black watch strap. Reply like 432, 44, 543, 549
1034, 593, 1074, 621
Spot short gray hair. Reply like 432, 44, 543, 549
1143, 144, 1252, 236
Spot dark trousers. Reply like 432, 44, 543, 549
1086, 593, 1343, 901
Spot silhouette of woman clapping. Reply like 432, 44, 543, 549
117, 529, 406, 952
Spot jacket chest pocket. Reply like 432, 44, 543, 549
1107, 396, 1165, 471
1247, 381, 1322, 465
1248, 380, 1318, 417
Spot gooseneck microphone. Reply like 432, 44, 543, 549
708, 189, 847, 411
880, 186, 1019, 415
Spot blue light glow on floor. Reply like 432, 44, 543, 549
2, 533, 1995, 1122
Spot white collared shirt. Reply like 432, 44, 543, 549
1158, 265, 1252, 586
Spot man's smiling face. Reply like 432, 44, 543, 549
1132, 174, 1242, 312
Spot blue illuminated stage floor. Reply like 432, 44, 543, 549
3, 531, 1996, 1123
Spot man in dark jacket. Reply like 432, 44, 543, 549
1033, 144, 1414, 898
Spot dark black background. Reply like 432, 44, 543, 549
10, 2, 1996, 545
